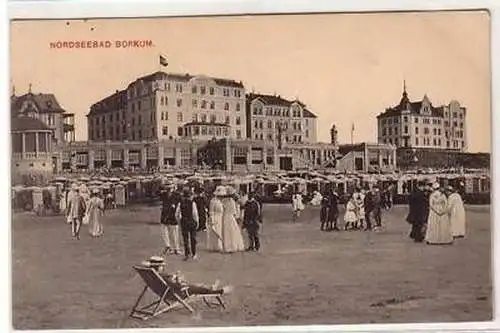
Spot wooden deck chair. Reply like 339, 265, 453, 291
129, 265, 227, 320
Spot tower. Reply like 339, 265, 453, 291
330, 124, 338, 146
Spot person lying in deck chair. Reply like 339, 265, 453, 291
142, 256, 233, 297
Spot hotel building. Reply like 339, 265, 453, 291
377, 85, 468, 152
87, 71, 247, 142
246, 93, 318, 144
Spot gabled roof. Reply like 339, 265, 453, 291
377, 89, 445, 119
11, 92, 66, 115
303, 109, 317, 118
246, 93, 318, 118
11, 116, 52, 132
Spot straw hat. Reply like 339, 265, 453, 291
71, 183, 79, 191
432, 182, 440, 190
92, 188, 100, 194
213, 186, 227, 197
226, 186, 236, 196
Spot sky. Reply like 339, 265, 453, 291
9, 11, 491, 152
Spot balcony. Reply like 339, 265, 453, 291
12, 152, 51, 160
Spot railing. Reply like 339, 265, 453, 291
12, 152, 52, 160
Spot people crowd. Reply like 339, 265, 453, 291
58, 174, 467, 254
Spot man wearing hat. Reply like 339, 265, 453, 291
160, 184, 181, 255
193, 187, 209, 232
242, 192, 262, 251
175, 187, 200, 260
66, 184, 86, 240
141, 256, 233, 296
406, 181, 428, 242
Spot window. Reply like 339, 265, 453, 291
234, 89, 241, 97
161, 96, 165, 105
201, 126, 207, 135
209, 87, 214, 95
453, 112, 457, 118
176, 99, 182, 107
165, 83, 171, 91
176, 84, 183, 93
438, 129, 441, 135
177, 127, 183, 136
305, 130, 309, 137
210, 115, 216, 123
414, 117, 419, 123
225, 116, 230, 124
395, 138, 399, 146
177, 112, 183, 122
200, 86, 206, 95
236, 103, 240, 111
236, 130, 241, 139
201, 100, 207, 109
433, 138, 437, 146
394, 127, 398, 135
210, 101, 215, 109
268, 120, 272, 128
403, 116, 408, 122
223, 88, 229, 97
382, 128, 387, 136
138, 115, 142, 125
388, 128, 392, 135
415, 137, 419, 145
224, 103, 229, 111
433, 128, 437, 135
192, 113, 198, 122
404, 126, 408, 134
424, 127, 429, 135
201, 114, 207, 122
192, 100, 198, 108
460, 122, 464, 129
162, 126, 168, 135
236, 117, 241, 125
192, 86, 197, 94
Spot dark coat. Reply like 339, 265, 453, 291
320, 196, 330, 222
406, 189, 429, 225
326, 192, 339, 221
243, 199, 261, 231
193, 194, 209, 223
160, 192, 178, 225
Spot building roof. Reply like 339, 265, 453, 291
130, 71, 244, 88
11, 92, 67, 116
88, 89, 127, 116
377, 89, 445, 119
11, 116, 52, 132
246, 93, 317, 118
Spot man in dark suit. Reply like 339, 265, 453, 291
175, 187, 200, 261
372, 186, 383, 228
327, 187, 340, 231
242, 192, 262, 251
364, 187, 374, 231
193, 187, 209, 232
406, 181, 428, 242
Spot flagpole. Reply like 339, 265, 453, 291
351, 123, 354, 145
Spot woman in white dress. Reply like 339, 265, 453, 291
87, 189, 105, 237
446, 185, 466, 239
207, 186, 225, 252
221, 186, 245, 253
425, 183, 453, 245
291, 191, 304, 221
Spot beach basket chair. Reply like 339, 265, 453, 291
129, 265, 227, 320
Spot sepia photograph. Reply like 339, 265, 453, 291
9, 9, 492, 330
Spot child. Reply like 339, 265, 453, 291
344, 195, 358, 231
